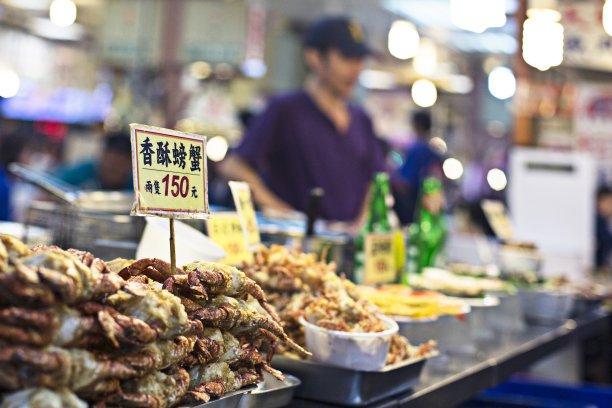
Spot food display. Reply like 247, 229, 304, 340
357, 285, 468, 320
407, 267, 510, 297
0, 234, 305, 407
242, 245, 436, 366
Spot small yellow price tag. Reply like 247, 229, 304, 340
229, 181, 260, 250
364, 233, 396, 285
206, 212, 253, 265
130, 124, 209, 218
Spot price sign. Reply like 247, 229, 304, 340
481, 200, 514, 240
363, 233, 396, 285
206, 212, 253, 265
130, 124, 209, 218
228, 181, 260, 250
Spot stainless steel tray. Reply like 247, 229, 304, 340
237, 372, 301, 408
178, 386, 255, 408
271, 355, 428, 406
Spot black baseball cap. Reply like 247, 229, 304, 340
304, 16, 371, 58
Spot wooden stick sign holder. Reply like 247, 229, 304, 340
129, 123, 210, 273
169, 218, 176, 274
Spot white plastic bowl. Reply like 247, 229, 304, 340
298, 315, 398, 371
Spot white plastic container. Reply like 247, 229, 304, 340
299, 315, 399, 371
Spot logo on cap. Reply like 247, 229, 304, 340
348, 21, 365, 43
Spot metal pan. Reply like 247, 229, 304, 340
237, 372, 300, 408
175, 386, 255, 408
8, 163, 134, 214
271, 355, 428, 406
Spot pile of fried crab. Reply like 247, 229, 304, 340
0, 234, 308, 408
242, 245, 437, 365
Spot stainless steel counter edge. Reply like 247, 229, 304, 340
395, 311, 611, 408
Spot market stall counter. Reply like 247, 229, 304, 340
283, 310, 610, 408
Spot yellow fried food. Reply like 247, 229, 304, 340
359, 285, 466, 319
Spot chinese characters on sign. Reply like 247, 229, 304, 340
206, 212, 253, 265
562, 1, 612, 72
363, 233, 396, 285
130, 124, 209, 218
228, 181, 260, 250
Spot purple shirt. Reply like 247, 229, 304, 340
235, 90, 385, 221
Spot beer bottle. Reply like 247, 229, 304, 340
353, 173, 395, 285
402, 177, 446, 280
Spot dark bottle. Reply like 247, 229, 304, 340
401, 176, 446, 282
354, 173, 394, 285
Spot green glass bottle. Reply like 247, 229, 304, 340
353, 172, 393, 284
401, 177, 446, 282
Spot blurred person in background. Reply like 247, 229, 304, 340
55, 132, 133, 191
0, 132, 40, 221
220, 16, 385, 229
595, 186, 612, 268
392, 110, 443, 225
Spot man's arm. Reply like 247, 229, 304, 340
219, 154, 294, 212
340, 184, 371, 236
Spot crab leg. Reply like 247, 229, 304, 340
191, 295, 310, 357
184, 261, 281, 322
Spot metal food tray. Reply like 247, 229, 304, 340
237, 372, 301, 408
271, 355, 428, 406
178, 386, 255, 408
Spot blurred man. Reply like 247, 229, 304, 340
56, 133, 133, 191
220, 16, 385, 225
595, 186, 612, 268
393, 110, 443, 225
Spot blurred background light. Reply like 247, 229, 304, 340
0, 67, 20, 99
448, 74, 474, 94
359, 69, 396, 90
207, 136, 229, 162
522, 8, 563, 71
487, 168, 507, 191
413, 39, 437, 77
488, 66, 516, 100
189, 61, 212, 80
241, 58, 267, 79
429, 137, 448, 154
49, 0, 77, 27
411, 79, 437, 108
388, 20, 420, 60
443, 158, 464, 180
450, 0, 506, 33
604, 0, 612, 36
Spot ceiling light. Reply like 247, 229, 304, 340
0, 67, 20, 98
388, 20, 420, 60
522, 8, 563, 71
207, 136, 229, 162
488, 66, 516, 100
487, 168, 507, 191
443, 158, 464, 180
604, 0, 612, 36
50, 0, 77, 27
450, 0, 506, 33
411, 79, 437, 108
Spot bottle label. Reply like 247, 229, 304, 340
364, 233, 396, 285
